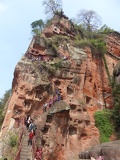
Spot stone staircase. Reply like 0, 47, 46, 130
20, 128, 33, 160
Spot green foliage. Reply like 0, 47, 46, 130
0, 89, 11, 108
94, 110, 113, 143
74, 24, 86, 39
51, 60, 62, 69
46, 35, 70, 57
99, 24, 115, 34
112, 84, 120, 97
9, 132, 18, 147
31, 19, 45, 35
111, 84, 120, 131
0, 89, 11, 129
41, 58, 63, 78
73, 23, 107, 58
2, 130, 19, 160
0, 112, 5, 128
73, 39, 91, 48
90, 38, 107, 57
54, 35, 70, 43
47, 35, 69, 46
48, 43, 58, 57
31, 28, 41, 35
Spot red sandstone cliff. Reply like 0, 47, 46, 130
1, 14, 120, 160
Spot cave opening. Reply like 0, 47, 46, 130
69, 126, 77, 135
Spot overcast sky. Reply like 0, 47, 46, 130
0, 0, 120, 98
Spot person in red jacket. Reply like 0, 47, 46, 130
28, 130, 34, 146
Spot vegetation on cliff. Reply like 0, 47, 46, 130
112, 80, 120, 133
2, 130, 19, 160
94, 110, 113, 143
0, 89, 11, 129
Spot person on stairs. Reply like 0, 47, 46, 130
28, 130, 34, 146
29, 121, 35, 132
25, 115, 31, 130
33, 123, 37, 135
49, 99, 53, 107
43, 102, 48, 112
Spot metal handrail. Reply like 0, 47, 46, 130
14, 117, 25, 160
14, 128, 24, 160
32, 136, 36, 159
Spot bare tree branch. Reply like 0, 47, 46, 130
77, 9, 102, 32
42, 0, 62, 16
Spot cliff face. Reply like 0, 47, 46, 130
1, 15, 120, 160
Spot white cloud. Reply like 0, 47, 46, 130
0, 3, 8, 12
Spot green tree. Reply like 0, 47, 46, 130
0, 89, 11, 109
31, 19, 45, 35
42, 0, 62, 16
77, 9, 102, 38
0, 89, 11, 128
99, 24, 114, 33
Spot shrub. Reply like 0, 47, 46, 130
9, 132, 18, 147
73, 39, 91, 48
2, 131, 19, 160
51, 61, 62, 68
99, 24, 115, 34
90, 38, 107, 57
94, 110, 113, 143
111, 84, 120, 131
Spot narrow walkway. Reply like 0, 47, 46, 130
20, 128, 33, 160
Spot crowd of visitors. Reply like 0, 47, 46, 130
43, 87, 61, 112
24, 115, 43, 159
25, 51, 52, 62
24, 115, 37, 145
25, 49, 69, 63
22, 85, 62, 159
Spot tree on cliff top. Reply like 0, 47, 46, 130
31, 19, 45, 35
42, 0, 62, 16
77, 9, 102, 38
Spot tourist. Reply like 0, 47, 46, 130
33, 123, 37, 136
25, 115, 31, 130
29, 121, 35, 132
28, 130, 34, 146
57, 93, 61, 101
55, 88, 59, 94
49, 99, 53, 107
53, 95, 57, 104
43, 102, 48, 112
